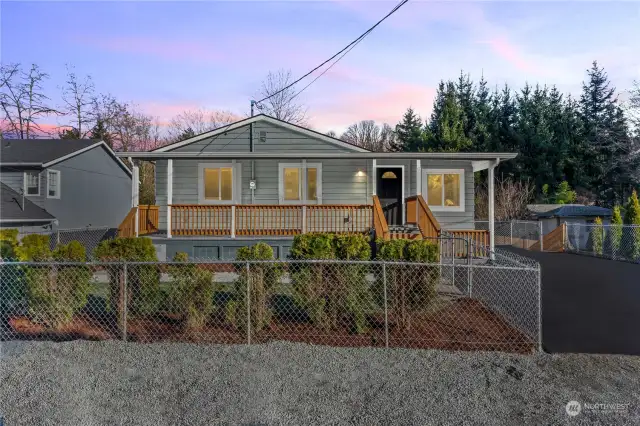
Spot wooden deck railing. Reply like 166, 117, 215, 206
169, 204, 373, 237
117, 207, 137, 238
447, 229, 489, 257
372, 196, 390, 240
138, 205, 159, 235
412, 195, 441, 239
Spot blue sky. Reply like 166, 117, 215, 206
2, 1, 638, 133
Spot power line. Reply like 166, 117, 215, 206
255, 0, 410, 106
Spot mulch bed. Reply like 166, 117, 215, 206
6, 298, 535, 353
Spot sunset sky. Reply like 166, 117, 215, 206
2, 1, 639, 133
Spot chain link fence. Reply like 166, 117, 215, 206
0, 259, 541, 353
475, 220, 542, 250
15, 227, 113, 259
565, 223, 640, 263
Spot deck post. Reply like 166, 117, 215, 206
231, 205, 236, 238
167, 159, 173, 238
132, 166, 140, 237
302, 205, 307, 234
371, 159, 377, 197
488, 161, 497, 260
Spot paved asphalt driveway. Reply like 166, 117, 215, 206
508, 248, 640, 355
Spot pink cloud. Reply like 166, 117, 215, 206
480, 36, 540, 74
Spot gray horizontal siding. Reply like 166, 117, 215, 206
0, 168, 45, 208
169, 121, 354, 154
155, 157, 477, 232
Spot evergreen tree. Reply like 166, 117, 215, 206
425, 81, 471, 152
393, 108, 424, 152
472, 74, 492, 152
456, 71, 476, 142
58, 127, 80, 139
610, 205, 623, 255
89, 119, 112, 147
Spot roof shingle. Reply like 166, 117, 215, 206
0, 182, 56, 222
0, 139, 96, 164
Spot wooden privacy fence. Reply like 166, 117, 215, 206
118, 205, 160, 238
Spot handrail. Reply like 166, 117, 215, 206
138, 205, 159, 235
117, 207, 137, 238
407, 195, 440, 238
447, 229, 489, 257
372, 195, 390, 240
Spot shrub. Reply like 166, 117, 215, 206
290, 233, 374, 333
0, 229, 19, 258
167, 252, 215, 330
623, 190, 640, 261
94, 237, 160, 318
230, 242, 282, 332
374, 238, 440, 331
23, 240, 91, 328
590, 217, 604, 256
16, 234, 52, 261
610, 206, 623, 255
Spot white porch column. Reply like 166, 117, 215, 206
488, 161, 497, 259
371, 159, 377, 197
132, 166, 140, 237
415, 159, 421, 196
167, 159, 173, 238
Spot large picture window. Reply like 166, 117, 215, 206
278, 163, 322, 204
23, 171, 40, 196
198, 163, 239, 204
422, 169, 464, 212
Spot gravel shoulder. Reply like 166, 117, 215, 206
1, 341, 639, 425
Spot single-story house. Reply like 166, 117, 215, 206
0, 139, 132, 233
117, 114, 517, 260
527, 204, 613, 235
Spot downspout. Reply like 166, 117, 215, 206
250, 100, 256, 204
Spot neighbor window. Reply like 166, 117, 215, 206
47, 170, 61, 199
198, 163, 238, 204
279, 163, 322, 204
423, 169, 464, 211
24, 171, 40, 196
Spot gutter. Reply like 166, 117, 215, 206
115, 152, 519, 161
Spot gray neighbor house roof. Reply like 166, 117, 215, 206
530, 204, 613, 219
0, 182, 55, 223
0, 139, 96, 164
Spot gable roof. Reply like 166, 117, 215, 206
0, 139, 132, 177
152, 114, 371, 153
0, 182, 56, 223
527, 204, 583, 215
536, 205, 612, 218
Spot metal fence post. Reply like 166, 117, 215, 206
539, 221, 544, 252
467, 238, 472, 296
246, 261, 251, 344
383, 262, 389, 348
122, 263, 128, 342
56, 230, 60, 246
510, 221, 513, 246
537, 265, 543, 352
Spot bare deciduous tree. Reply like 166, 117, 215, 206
326, 130, 338, 138
0, 63, 60, 138
60, 65, 95, 138
255, 69, 307, 125
475, 178, 535, 220
340, 120, 396, 152
167, 108, 237, 142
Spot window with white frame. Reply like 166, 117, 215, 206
198, 163, 240, 204
23, 171, 40, 196
278, 163, 322, 204
47, 170, 61, 199
422, 169, 464, 211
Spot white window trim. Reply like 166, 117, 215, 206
421, 168, 465, 212
197, 162, 241, 205
278, 162, 322, 204
23, 170, 41, 197
46, 169, 61, 199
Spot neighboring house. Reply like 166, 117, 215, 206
118, 114, 517, 260
0, 139, 132, 232
527, 204, 612, 235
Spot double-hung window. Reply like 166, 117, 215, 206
47, 170, 61, 199
23, 171, 40, 196
278, 163, 322, 204
198, 163, 240, 204
422, 169, 464, 212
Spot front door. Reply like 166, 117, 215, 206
377, 167, 403, 225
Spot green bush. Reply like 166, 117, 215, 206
623, 190, 640, 261
590, 217, 604, 256
23, 240, 91, 328
610, 206, 623, 255
0, 229, 19, 257
290, 233, 373, 333
16, 234, 52, 261
167, 252, 215, 330
94, 237, 160, 317
374, 238, 440, 331
230, 242, 282, 332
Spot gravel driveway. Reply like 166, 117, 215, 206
1, 341, 638, 425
